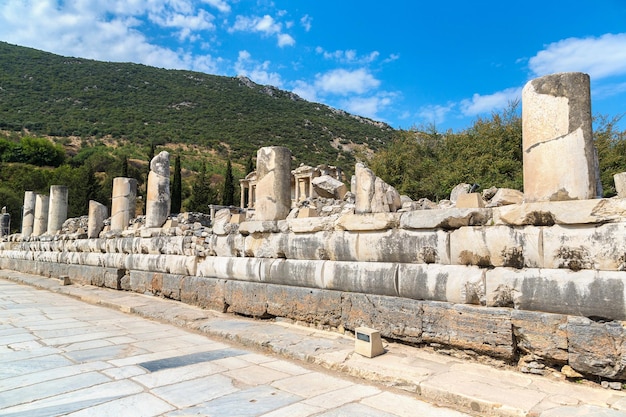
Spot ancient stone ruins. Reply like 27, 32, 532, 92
2, 72, 626, 382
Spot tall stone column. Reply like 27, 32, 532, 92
33, 194, 49, 236
145, 151, 170, 228
522, 72, 598, 202
111, 177, 137, 232
87, 200, 108, 238
255, 146, 292, 221
22, 191, 36, 238
47, 185, 68, 235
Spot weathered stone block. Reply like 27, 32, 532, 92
180, 276, 226, 312
615, 173, 626, 198
542, 223, 626, 271
224, 280, 269, 318
197, 256, 264, 282
450, 226, 542, 269
243, 232, 287, 258
456, 193, 485, 208
335, 213, 400, 231
283, 231, 335, 260
486, 268, 626, 320
341, 292, 423, 344
422, 302, 514, 359
266, 284, 342, 327
264, 259, 323, 288
322, 260, 399, 297
154, 273, 182, 299
287, 217, 335, 233
493, 199, 626, 226
400, 208, 492, 230
567, 316, 626, 379
355, 229, 450, 264
398, 264, 485, 304
511, 309, 568, 364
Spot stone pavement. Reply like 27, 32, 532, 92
1, 271, 626, 417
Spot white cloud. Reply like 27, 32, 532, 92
417, 104, 454, 125
341, 95, 391, 119
301, 14, 312, 32
229, 13, 295, 47
0, 0, 222, 71
529, 33, 626, 80
231, 14, 281, 35
460, 87, 522, 117
149, 9, 216, 40
315, 68, 380, 95
235, 50, 283, 87
202, 0, 231, 13
316, 47, 380, 64
278, 33, 295, 47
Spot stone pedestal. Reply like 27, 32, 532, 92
145, 151, 171, 228
522, 72, 598, 202
33, 194, 49, 236
255, 146, 292, 221
47, 185, 68, 235
22, 191, 36, 238
111, 177, 137, 232
614, 173, 626, 198
88, 200, 108, 238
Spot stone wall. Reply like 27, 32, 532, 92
2, 197, 626, 380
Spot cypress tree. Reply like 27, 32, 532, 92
222, 159, 235, 206
171, 154, 182, 213
188, 163, 214, 213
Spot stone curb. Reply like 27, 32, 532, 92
2, 270, 626, 417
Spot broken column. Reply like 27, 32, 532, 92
255, 146, 292, 221
0, 207, 10, 237
33, 194, 49, 236
110, 177, 137, 232
87, 200, 108, 238
145, 151, 170, 228
522, 72, 598, 202
46, 185, 68, 235
354, 163, 401, 213
21, 191, 36, 238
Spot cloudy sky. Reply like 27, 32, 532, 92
1, 0, 625, 131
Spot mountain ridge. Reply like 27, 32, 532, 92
0, 41, 394, 167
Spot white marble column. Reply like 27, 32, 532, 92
522, 72, 598, 202
21, 191, 36, 238
254, 146, 292, 221
111, 177, 137, 232
46, 185, 68, 235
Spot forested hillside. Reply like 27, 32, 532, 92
0, 41, 392, 165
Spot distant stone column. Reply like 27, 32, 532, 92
46, 185, 68, 235
255, 146, 292, 221
145, 151, 171, 228
87, 200, 108, 238
522, 72, 598, 202
111, 177, 137, 232
22, 191, 37, 238
0, 208, 10, 237
33, 194, 49, 236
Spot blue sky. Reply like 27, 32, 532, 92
1, 0, 625, 131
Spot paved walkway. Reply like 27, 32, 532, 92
1, 270, 626, 416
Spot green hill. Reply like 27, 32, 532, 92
0, 41, 393, 167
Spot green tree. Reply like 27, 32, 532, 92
187, 164, 216, 213
594, 114, 626, 197
171, 154, 182, 213
222, 159, 235, 206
